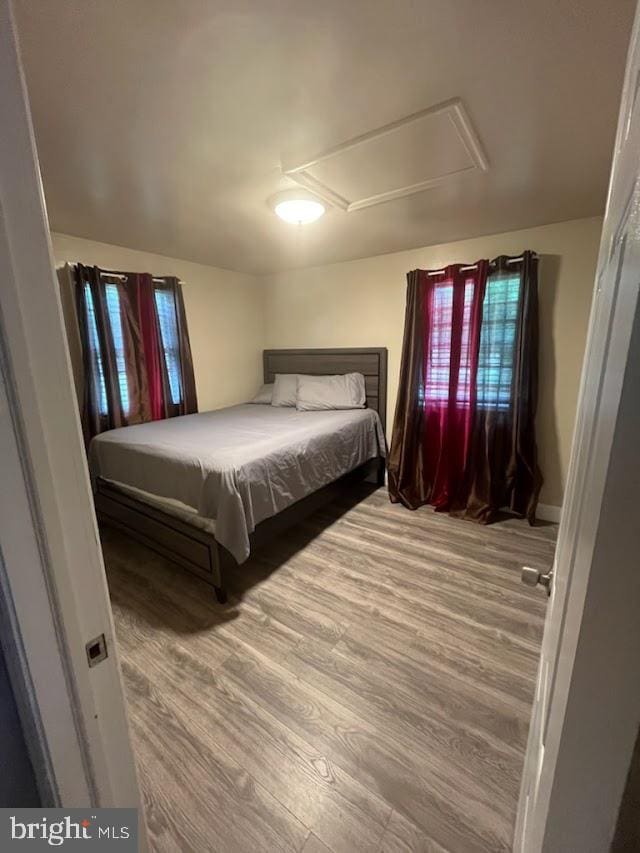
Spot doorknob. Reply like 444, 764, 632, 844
521, 566, 553, 595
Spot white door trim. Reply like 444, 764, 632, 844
0, 0, 143, 818
515, 2, 640, 848
0, 349, 93, 805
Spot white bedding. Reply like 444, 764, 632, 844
90, 404, 386, 562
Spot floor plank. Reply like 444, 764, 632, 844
102, 484, 555, 853
302, 833, 335, 853
379, 810, 450, 853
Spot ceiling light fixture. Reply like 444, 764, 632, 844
269, 190, 325, 225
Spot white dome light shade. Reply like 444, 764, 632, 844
273, 197, 325, 225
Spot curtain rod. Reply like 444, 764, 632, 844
98, 271, 185, 285
427, 253, 538, 277
66, 263, 184, 285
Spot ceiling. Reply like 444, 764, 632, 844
14, 0, 635, 275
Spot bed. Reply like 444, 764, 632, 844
92, 348, 387, 602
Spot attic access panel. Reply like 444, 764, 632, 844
284, 98, 488, 212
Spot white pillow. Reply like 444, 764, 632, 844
271, 374, 299, 407
250, 383, 274, 404
296, 373, 366, 411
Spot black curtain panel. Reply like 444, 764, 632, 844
387, 270, 428, 507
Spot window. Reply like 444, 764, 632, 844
423, 272, 522, 409
424, 278, 475, 404
83, 283, 108, 416
154, 287, 183, 405
104, 284, 130, 415
456, 282, 475, 404
476, 273, 521, 409
78, 268, 195, 435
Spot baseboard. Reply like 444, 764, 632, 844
537, 503, 562, 523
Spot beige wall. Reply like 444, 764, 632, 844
263, 217, 604, 507
51, 232, 265, 413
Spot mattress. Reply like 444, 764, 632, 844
89, 403, 386, 563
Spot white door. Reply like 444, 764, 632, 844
0, 0, 144, 826
515, 5, 640, 851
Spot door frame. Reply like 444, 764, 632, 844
0, 0, 144, 821
515, 2, 640, 848
3, 0, 639, 846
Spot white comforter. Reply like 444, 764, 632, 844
89, 404, 386, 563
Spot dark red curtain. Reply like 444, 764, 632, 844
388, 252, 542, 524
424, 262, 489, 509
388, 262, 488, 510
74, 265, 197, 444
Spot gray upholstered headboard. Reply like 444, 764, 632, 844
263, 348, 388, 433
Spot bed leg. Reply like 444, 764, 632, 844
214, 585, 228, 605
376, 458, 386, 487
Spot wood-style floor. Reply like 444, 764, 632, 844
102, 485, 556, 853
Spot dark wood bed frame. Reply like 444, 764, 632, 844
95, 347, 388, 603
